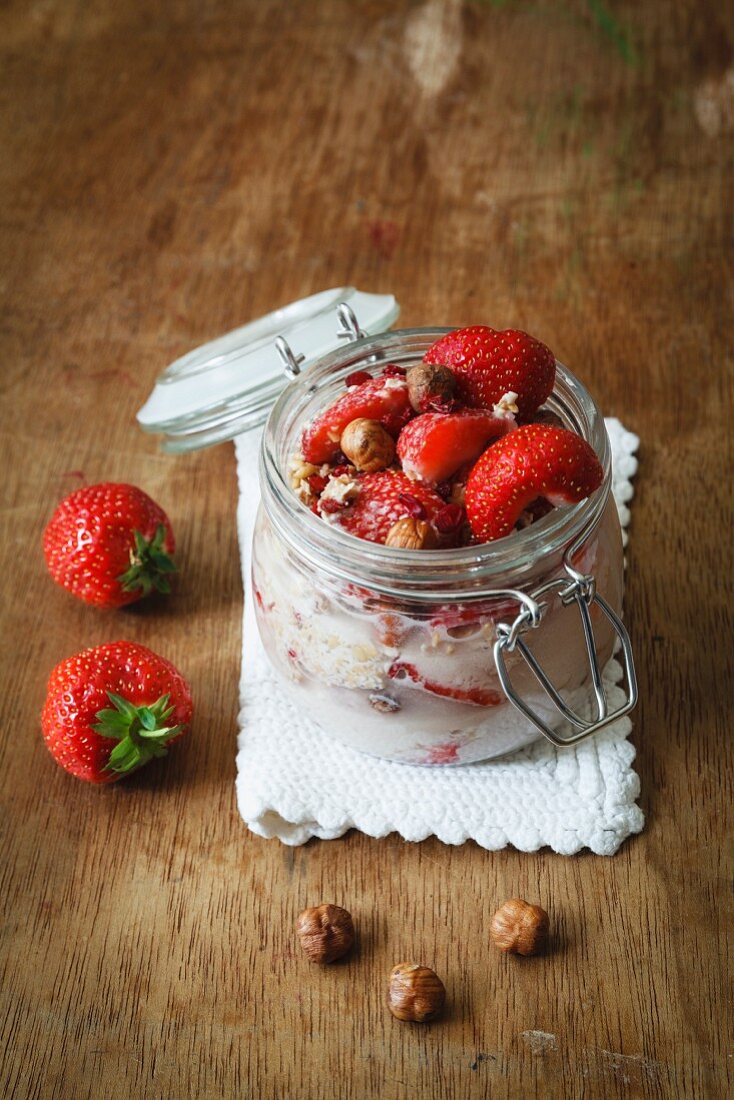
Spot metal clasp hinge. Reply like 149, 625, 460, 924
276, 302, 365, 381
275, 336, 305, 380
493, 562, 638, 748
335, 302, 365, 342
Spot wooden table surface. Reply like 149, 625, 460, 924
2, 2, 732, 1097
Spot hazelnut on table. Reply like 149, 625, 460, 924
295, 903, 355, 963
387, 962, 446, 1022
489, 898, 549, 956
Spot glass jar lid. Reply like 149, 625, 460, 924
137, 287, 400, 453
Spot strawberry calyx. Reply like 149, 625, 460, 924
118, 525, 176, 596
93, 691, 182, 775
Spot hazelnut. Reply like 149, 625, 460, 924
387, 963, 446, 1022
489, 898, 549, 956
368, 692, 401, 713
288, 458, 320, 490
296, 903, 355, 963
340, 418, 395, 472
385, 516, 438, 550
406, 362, 456, 412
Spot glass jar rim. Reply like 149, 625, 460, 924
258, 327, 611, 600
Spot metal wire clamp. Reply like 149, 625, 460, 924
492, 547, 638, 748
275, 336, 305, 380
277, 302, 365, 383
336, 302, 365, 342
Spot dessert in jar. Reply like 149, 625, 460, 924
252, 322, 636, 765
136, 289, 636, 765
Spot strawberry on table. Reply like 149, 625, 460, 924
424, 326, 555, 417
465, 424, 604, 542
333, 469, 446, 544
397, 408, 512, 484
43, 483, 176, 609
41, 641, 193, 784
301, 376, 413, 465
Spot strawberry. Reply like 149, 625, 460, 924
424, 326, 555, 417
301, 376, 413, 465
344, 370, 373, 387
43, 483, 176, 609
41, 641, 193, 784
465, 424, 604, 542
423, 740, 461, 764
433, 503, 466, 533
397, 408, 511, 484
428, 599, 504, 632
375, 612, 409, 648
335, 470, 445, 544
388, 661, 502, 707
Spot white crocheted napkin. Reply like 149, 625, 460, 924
234, 419, 642, 856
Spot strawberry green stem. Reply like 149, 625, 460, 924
93, 691, 182, 775
118, 525, 176, 596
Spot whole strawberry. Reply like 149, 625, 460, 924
41, 641, 193, 783
43, 483, 176, 608
424, 326, 555, 417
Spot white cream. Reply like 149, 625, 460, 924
252, 500, 624, 764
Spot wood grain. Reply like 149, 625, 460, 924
1, 1, 732, 1097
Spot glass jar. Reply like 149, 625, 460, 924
252, 328, 636, 765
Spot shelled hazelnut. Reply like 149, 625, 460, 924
295, 903, 355, 963
387, 963, 446, 1022
340, 418, 395, 472
368, 692, 401, 713
489, 898, 549, 956
385, 517, 438, 550
405, 362, 456, 412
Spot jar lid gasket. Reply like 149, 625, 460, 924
137, 287, 399, 452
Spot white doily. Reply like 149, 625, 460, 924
234, 418, 642, 856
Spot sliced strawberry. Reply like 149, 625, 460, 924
396, 408, 511, 484
465, 424, 604, 543
301, 377, 413, 464
344, 370, 372, 387
427, 595, 528, 642
388, 661, 502, 707
423, 740, 461, 764
375, 612, 409, 648
335, 470, 445, 544
424, 326, 555, 417
433, 503, 465, 533
307, 473, 329, 495
429, 600, 499, 632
